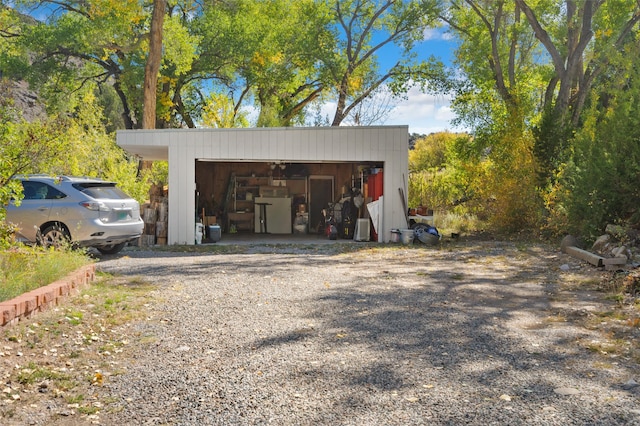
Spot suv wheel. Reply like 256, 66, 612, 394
39, 224, 71, 249
96, 242, 127, 255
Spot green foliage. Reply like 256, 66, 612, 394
3, 0, 640, 241
0, 89, 72, 247
548, 67, 640, 239
0, 246, 90, 302
437, 0, 640, 235
0, 86, 150, 248
533, 107, 574, 185
193, 0, 334, 127
408, 132, 483, 215
409, 132, 449, 172
408, 126, 542, 234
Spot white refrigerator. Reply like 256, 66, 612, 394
254, 197, 292, 234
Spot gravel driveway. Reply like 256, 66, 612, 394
91, 241, 640, 425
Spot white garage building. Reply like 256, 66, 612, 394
116, 126, 409, 245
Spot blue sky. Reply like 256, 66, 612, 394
382, 28, 460, 135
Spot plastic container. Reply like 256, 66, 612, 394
413, 225, 440, 246
195, 223, 204, 244
390, 229, 401, 243
400, 229, 414, 245
419, 232, 439, 245
208, 225, 221, 242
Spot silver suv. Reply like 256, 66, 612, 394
6, 175, 144, 254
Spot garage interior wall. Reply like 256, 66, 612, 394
116, 126, 409, 244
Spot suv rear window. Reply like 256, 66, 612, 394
73, 183, 130, 200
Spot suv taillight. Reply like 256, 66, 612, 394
80, 201, 110, 212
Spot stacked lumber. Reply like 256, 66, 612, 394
140, 185, 168, 246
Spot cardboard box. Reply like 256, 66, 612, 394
204, 216, 217, 226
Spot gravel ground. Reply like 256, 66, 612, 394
4, 239, 640, 425
83, 241, 640, 425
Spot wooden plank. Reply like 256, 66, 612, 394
603, 257, 627, 265
565, 246, 605, 267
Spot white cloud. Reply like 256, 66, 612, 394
385, 86, 458, 134
435, 105, 456, 122
423, 27, 455, 42
422, 28, 441, 41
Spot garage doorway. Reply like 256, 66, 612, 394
308, 175, 334, 233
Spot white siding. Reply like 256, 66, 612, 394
117, 126, 408, 244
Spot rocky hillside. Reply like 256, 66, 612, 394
0, 79, 46, 121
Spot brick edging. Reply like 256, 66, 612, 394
0, 264, 96, 327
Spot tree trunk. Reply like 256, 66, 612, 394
141, 0, 166, 170
142, 0, 166, 130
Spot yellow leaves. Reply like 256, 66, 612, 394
157, 89, 175, 122
158, 92, 174, 109
252, 52, 266, 67
100, 48, 117, 61
92, 371, 103, 386
595, 28, 614, 38
88, 0, 144, 24
347, 75, 363, 94
251, 51, 285, 68
159, 76, 176, 85
272, 52, 284, 64
201, 93, 248, 129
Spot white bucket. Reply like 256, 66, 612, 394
400, 229, 414, 245
195, 223, 204, 244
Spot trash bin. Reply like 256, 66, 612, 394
400, 229, 414, 245
208, 225, 221, 243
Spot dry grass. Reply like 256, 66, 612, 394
0, 273, 156, 421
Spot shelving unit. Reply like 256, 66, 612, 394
228, 176, 269, 231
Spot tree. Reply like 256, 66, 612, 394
327, 0, 443, 126
545, 40, 640, 238
200, 93, 249, 128
441, 0, 640, 233
6, 1, 450, 130
407, 132, 480, 214
0, 91, 67, 247
441, 0, 541, 133
7, 0, 198, 129
515, 0, 640, 126
191, 0, 334, 127
515, 0, 640, 183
